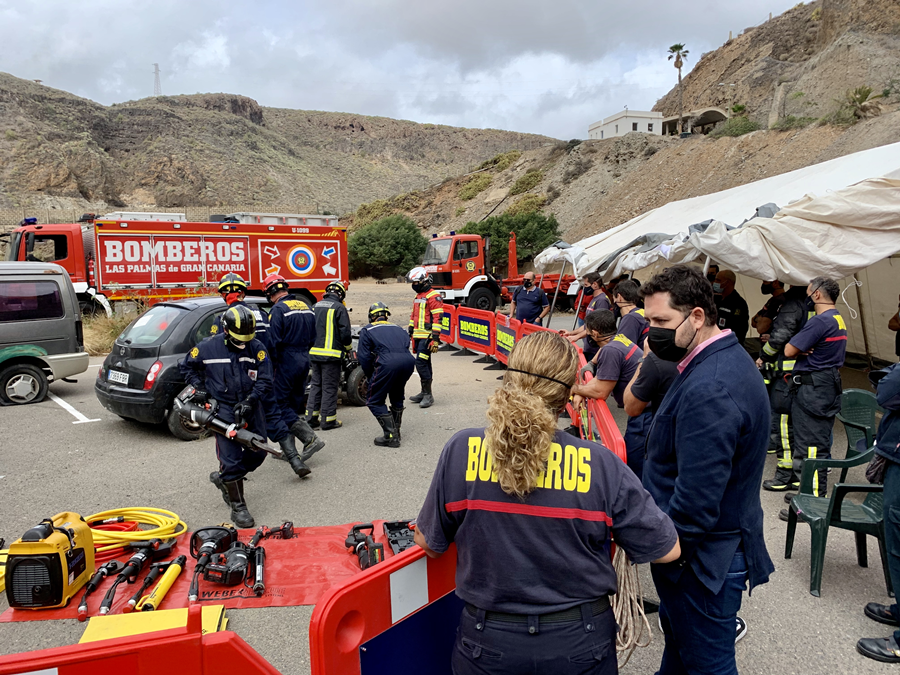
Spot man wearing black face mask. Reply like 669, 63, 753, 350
713, 270, 749, 346
774, 277, 847, 509
751, 280, 786, 339
641, 265, 773, 675
509, 271, 549, 325
758, 284, 814, 491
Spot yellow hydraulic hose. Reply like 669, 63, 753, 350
87, 507, 187, 556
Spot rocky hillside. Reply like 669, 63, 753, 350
343, 0, 900, 250
653, 0, 900, 127
0, 74, 553, 214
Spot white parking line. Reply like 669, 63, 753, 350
48, 393, 101, 424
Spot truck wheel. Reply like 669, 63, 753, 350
0, 364, 49, 405
467, 287, 497, 312
79, 299, 101, 318
344, 367, 368, 407
166, 406, 210, 441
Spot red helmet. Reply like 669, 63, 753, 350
263, 273, 290, 298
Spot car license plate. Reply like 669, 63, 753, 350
107, 370, 129, 385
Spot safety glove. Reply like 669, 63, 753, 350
428, 337, 441, 353
408, 326, 414, 338
233, 395, 257, 428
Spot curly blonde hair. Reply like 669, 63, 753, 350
486, 331, 578, 498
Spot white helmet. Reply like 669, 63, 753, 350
407, 267, 429, 283
407, 266, 433, 292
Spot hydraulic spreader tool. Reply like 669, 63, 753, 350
174, 384, 283, 458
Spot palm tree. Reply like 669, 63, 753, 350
668, 44, 689, 133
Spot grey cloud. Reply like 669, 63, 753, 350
0, 0, 800, 139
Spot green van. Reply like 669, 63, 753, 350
0, 261, 90, 404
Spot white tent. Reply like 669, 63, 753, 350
535, 141, 900, 362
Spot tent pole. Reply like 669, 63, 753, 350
853, 273, 875, 371
572, 287, 584, 330
702, 255, 710, 274
547, 260, 567, 326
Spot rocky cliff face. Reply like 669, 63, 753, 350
652, 0, 900, 127
0, 73, 553, 213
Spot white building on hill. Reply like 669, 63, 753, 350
588, 110, 663, 139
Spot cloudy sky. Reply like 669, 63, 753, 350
1, 0, 800, 139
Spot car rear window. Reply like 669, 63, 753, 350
0, 281, 64, 322
118, 305, 188, 346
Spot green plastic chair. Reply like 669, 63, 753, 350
835, 389, 883, 482
784, 446, 892, 597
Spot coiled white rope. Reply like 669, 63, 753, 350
612, 547, 652, 668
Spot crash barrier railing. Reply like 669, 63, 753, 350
439, 304, 457, 345
309, 543, 460, 675
455, 306, 495, 356
0, 605, 281, 675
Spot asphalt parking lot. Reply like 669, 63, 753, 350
0, 302, 897, 674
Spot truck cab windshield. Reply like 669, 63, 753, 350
422, 239, 452, 265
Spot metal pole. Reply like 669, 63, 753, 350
853, 273, 875, 371
572, 287, 584, 330
702, 255, 711, 274
546, 260, 567, 326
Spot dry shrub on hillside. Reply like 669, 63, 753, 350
459, 173, 492, 200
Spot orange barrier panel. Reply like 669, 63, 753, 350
309, 544, 458, 675
455, 306, 495, 356
493, 315, 521, 365
0, 605, 281, 675
439, 304, 456, 344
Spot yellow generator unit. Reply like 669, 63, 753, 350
4, 512, 94, 609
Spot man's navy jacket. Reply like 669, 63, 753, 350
643, 331, 774, 594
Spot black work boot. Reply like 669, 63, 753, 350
224, 479, 255, 528
209, 471, 229, 506
278, 435, 312, 478
374, 414, 400, 448
419, 379, 434, 409
306, 411, 320, 429
409, 388, 425, 404
291, 418, 325, 462
321, 418, 343, 430
390, 406, 404, 442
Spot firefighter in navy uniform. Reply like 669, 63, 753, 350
358, 302, 416, 448
414, 331, 679, 675
264, 273, 325, 469
307, 281, 352, 430
180, 305, 271, 528
407, 267, 444, 408
212, 273, 270, 348
776, 277, 848, 507
760, 285, 816, 492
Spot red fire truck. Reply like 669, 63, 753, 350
421, 231, 577, 312
3, 213, 349, 315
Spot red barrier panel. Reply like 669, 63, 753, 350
455, 306, 495, 356
493, 314, 521, 365
309, 544, 458, 675
519, 321, 558, 338
439, 304, 456, 344
0, 605, 281, 675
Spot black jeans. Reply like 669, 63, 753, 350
452, 603, 617, 675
